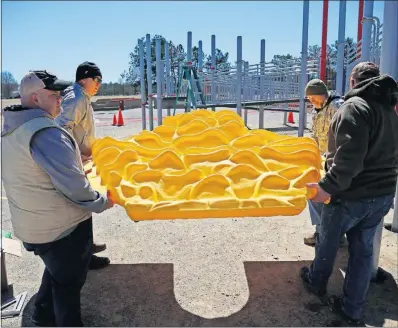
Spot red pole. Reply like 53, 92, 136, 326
357, 0, 364, 58
320, 0, 329, 83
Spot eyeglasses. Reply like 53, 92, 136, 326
92, 77, 102, 84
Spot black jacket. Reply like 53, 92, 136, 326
319, 74, 398, 200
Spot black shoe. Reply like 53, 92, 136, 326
92, 242, 106, 254
31, 304, 55, 327
88, 255, 110, 270
299, 266, 327, 299
327, 295, 365, 327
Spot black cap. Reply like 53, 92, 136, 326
19, 70, 71, 98
34, 70, 71, 91
76, 61, 102, 82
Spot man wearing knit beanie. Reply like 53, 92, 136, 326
304, 79, 344, 246
56, 61, 110, 270
301, 62, 398, 326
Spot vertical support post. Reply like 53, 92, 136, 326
371, 0, 398, 280
380, 0, 398, 81
187, 31, 192, 62
298, 0, 309, 137
211, 35, 216, 105
357, 0, 364, 43
146, 34, 154, 131
357, 0, 364, 59
393, 183, 398, 233
320, 0, 329, 82
361, 0, 374, 61
243, 61, 249, 125
165, 41, 171, 97
371, 219, 384, 280
156, 38, 162, 126
379, 0, 398, 234
283, 103, 289, 125
259, 39, 266, 129
236, 36, 243, 117
198, 40, 204, 109
139, 38, 147, 130
198, 41, 203, 71
336, 0, 346, 96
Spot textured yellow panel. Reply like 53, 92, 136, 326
86, 109, 323, 221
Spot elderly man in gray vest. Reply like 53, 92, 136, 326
1, 70, 114, 327
56, 61, 109, 270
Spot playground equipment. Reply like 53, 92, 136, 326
138, 0, 386, 138
139, 32, 318, 133
134, 0, 397, 278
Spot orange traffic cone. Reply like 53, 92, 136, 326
287, 112, 295, 124
117, 109, 124, 126
112, 114, 117, 126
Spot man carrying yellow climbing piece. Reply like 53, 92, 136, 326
301, 62, 398, 325
304, 79, 344, 246
56, 61, 110, 270
1, 70, 114, 326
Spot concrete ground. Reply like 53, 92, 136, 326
1, 107, 397, 327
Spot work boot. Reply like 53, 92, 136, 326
304, 232, 318, 246
299, 266, 327, 299
327, 295, 365, 327
92, 242, 106, 254
88, 255, 110, 270
31, 303, 55, 327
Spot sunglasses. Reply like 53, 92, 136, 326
92, 77, 102, 84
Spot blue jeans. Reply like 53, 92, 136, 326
308, 194, 394, 319
24, 218, 93, 327
308, 200, 323, 233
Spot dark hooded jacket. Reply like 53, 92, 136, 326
319, 74, 398, 200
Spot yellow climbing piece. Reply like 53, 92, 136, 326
86, 109, 323, 221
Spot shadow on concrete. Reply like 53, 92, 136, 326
20, 253, 397, 327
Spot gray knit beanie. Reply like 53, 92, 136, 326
305, 79, 328, 96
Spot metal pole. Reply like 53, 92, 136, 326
371, 0, 398, 280
165, 41, 171, 96
298, 0, 309, 137
336, 0, 346, 96
237, 36, 242, 117
139, 39, 147, 131
198, 40, 203, 71
380, 0, 398, 81
197, 40, 204, 109
146, 34, 154, 131
361, 0, 374, 61
259, 39, 265, 129
371, 219, 384, 280
211, 35, 216, 106
380, 0, 398, 232
393, 183, 398, 233
320, 0, 329, 82
243, 61, 249, 125
357, 0, 364, 59
357, 0, 364, 43
187, 31, 192, 62
156, 38, 162, 126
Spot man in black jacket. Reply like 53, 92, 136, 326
300, 62, 398, 325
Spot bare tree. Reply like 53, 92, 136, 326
1, 71, 18, 99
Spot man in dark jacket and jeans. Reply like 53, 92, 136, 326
300, 62, 398, 325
